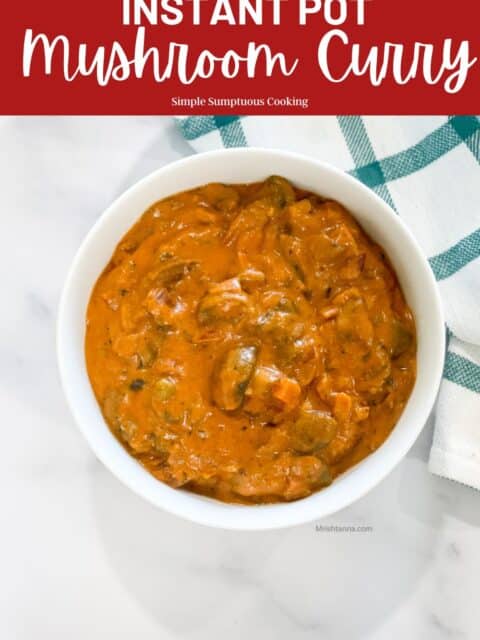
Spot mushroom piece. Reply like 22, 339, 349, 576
212, 346, 258, 411
243, 365, 302, 422
290, 408, 338, 453
153, 376, 177, 402
391, 319, 414, 358
260, 175, 296, 208
197, 279, 251, 326
199, 183, 241, 212
154, 259, 198, 288
335, 295, 374, 346
238, 268, 266, 292
232, 454, 331, 501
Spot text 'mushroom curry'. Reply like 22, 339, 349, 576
86, 177, 416, 504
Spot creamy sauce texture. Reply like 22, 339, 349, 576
86, 177, 416, 504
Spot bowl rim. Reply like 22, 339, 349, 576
57, 147, 445, 530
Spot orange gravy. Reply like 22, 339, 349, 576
86, 177, 416, 504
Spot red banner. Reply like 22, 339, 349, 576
2, 0, 479, 114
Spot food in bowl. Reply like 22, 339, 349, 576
85, 176, 416, 504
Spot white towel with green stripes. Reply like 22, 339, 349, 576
176, 115, 480, 490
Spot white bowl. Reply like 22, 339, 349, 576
57, 148, 445, 530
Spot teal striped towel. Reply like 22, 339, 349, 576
176, 115, 480, 490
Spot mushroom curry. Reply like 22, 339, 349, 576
85, 177, 416, 504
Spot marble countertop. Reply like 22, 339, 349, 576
1, 116, 479, 639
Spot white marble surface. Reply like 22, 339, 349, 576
1, 116, 479, 639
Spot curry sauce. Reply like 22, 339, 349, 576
85, 177, 416, 504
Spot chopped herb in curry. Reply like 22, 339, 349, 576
85, 177, 416, 504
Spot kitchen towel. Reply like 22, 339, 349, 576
176, 115, 480, 490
